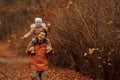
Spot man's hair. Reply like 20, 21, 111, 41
41, 30, 47, 37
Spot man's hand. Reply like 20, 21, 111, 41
28, 46, 34, 52
46, 45, 53, 53
47, 46, 53, 51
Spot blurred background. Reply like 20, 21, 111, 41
0, 0, 120, 80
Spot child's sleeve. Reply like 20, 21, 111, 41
23, 24, 35, 39
41, 23, 46, 28
42, 23, 49, 31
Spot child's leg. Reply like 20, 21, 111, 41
31, 37, 37, 54
45, 38, 52, 53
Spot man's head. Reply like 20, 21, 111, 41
38, 30, 47, 41
35, 18, 42, 26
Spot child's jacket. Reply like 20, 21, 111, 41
24, 23, 46, 38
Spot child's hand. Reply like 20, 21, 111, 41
47, 22, 51, 27
20, 37, 26, 40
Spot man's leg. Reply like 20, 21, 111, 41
31, 70, 40, 80
41, 71, 48, 80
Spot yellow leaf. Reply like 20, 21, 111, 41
103, 61, 106, 64
108, 63, 112, 66
98, 65, 102, 68
88, 48, 95, 54
108, 49, 114, 55
88, 48, 99, 54
97, 56, 101, 59
84, 53, 87, 56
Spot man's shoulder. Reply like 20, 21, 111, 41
46, 38, 50, 41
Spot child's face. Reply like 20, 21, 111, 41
35, 22, 42, 26
38, 32, 46, 41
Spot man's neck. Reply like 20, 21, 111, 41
38, 39, 45, 44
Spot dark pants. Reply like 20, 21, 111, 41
31, 70, 48, 80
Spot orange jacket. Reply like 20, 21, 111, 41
26, 42, 48, 71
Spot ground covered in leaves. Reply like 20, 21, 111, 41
0, 42, 96, 80
0, 57, 93, 80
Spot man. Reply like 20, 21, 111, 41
21, 17, 51, 53
26, 31, 53, 80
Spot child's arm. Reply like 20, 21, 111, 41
22, 24, 35, 39
42, 23, 50, 32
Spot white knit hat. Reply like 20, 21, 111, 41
35, 18, 42, 22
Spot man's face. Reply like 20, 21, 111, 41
38, 32, 46, 41
35, 22, 42, 26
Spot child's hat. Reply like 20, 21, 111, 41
35, 18, 42, 22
